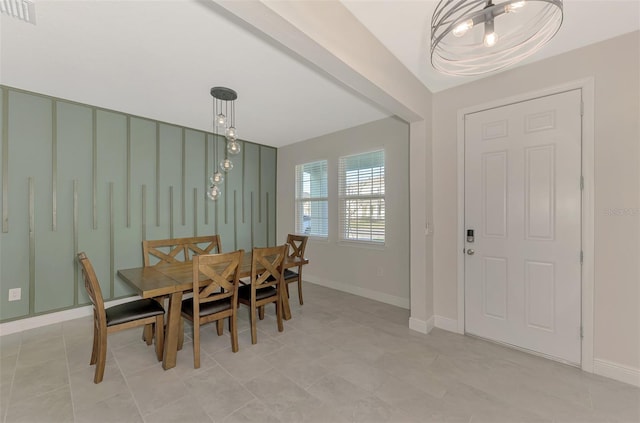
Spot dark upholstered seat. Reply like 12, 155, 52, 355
238, 284, 277, 301
181, 297, 232, 318
282, 269, 298, 280
106, 299, 165, 326
267, 269, 297, 282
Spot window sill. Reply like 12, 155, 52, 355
337, 240, 386, 251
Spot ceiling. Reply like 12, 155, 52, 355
343, 0, 640, 93
1, 1, 638, 147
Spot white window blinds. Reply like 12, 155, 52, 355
338, 150, 385, 244
295, 160, 328, 237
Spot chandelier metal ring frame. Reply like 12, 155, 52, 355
431, 0, 563, 76
208, 86, 241, 201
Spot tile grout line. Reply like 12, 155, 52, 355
144, 334, 250, 421
110, 343, 147, 422
586, 383, 595, 411
4, 332, 81, 421
2, 337, 21, 423
198, 331, 270, 421
62, 327, 77, 422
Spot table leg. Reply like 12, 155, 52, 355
163, 291, 183, 370
281, 280, 291, 321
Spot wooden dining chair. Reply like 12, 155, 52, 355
181, 250, 244, 368
283, 234, 308, 305
141, 235, 222, 347
263, 234, 307, 317
238, 245, 287, 344
77, 252, 165, 383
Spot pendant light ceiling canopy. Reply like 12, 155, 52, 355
431, 0, 563, 76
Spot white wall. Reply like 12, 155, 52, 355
409, 120, 434, 332
277, 117, 411, 308
432, 32, 640, 374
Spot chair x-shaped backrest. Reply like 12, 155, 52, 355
193, 250, 243, 309
143, 235, 222, 267
286, 234, 308, 259
252, 245, 287, 289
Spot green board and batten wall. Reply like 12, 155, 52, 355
0, 86, 277, 322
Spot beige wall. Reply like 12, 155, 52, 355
277, 117, 411, 307
432, 32, 640, 370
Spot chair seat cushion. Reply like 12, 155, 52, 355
267, 269, 298, 282
282, 269, 299, 280
238, 284, 277, 301
181, 297, 232, 318
105, 298, 164, 327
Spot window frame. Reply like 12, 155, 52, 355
294, 159, 328, 239
338, 149, 386, 245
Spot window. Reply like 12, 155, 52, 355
295, 160, 328, 237
339, 150, 385, 244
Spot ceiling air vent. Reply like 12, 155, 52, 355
1, 0, 36, 24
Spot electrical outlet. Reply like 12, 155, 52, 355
8, 288, 21, 302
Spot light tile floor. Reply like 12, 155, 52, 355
1, 283, 639, 423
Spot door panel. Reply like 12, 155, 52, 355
483, 256, 508, 319
525, 260, 555, 331
482, 151, 508, 238
525, 145, 555, 240
464, 89, 582, 364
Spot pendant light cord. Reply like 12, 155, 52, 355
213, 98, 218, 173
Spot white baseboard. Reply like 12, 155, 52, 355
434, 315, 460, 333
304, 275, 410, 309
593, 358, 640, 387
0, 296, 141, 337
409, 316, 433, 334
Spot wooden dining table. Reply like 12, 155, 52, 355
117, 252, 308, 370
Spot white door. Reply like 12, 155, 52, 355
464, 89, 582, 364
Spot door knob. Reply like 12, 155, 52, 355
466, 249, 475, 255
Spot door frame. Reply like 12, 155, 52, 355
455, 78, 595, 372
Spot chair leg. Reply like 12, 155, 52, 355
142, 324, 154, 345
230, 315, 239, 353
276, 296, 284, 333
90, 320, 99, 365
258, 305, 265, 320
216, 319, 224, 336
297, 277, 304, 305
250, 304, 258, 344
93, 330, 107, 384
285, 283, 290, 298
192, 318, 200, 369
144, 296, 167, 345
154, 315, 164, 362
178, 318, 184, 350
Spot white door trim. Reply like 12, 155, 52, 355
456, 78, 595, 372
